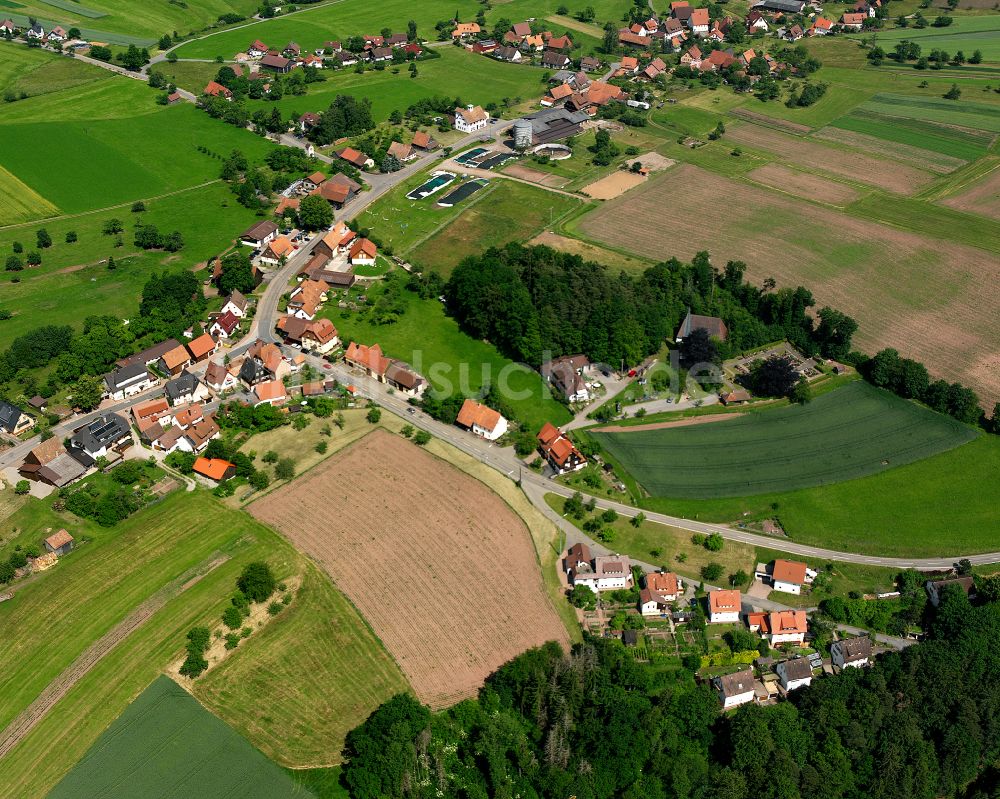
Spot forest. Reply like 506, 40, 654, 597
341, 583, 1000, 799
443, 244, 857, 370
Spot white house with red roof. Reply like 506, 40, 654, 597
454, 104, 490, 133
209, 310, 241, 340
455, 398, 508, 441
639, 572, 683, 615
708, 589, 741, 623
536, 423, 586, 473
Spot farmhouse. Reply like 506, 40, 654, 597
260, 235, 294, 266
335, 147, 373, 170
708, 589, 742, 623
521, 107, 590, 144
573, 554, 634, 593
720, 388, 751, 405
831, 636, 872, 669
313, 173, 362, 208
0, 20, 18, 35
0, 400, 34, 436
193, 457, 236, 481
714, 669, 756, 709
248, 39, 269, 57
412, 130, 438, 151
104, 363, 156, 401
186, 332, 218, 363
639, 572, 683, 615
776, 657, 814, 692
43, 529, 74, 556
452, 22, 481, 38
757, 559, 811, 595
204, 360, 238, 393
536, 422, 587, 473
564, 542, 592, 580
540, 354, 591, 402
343, 342, 426, 397
690, 7, 710, 34
926, 575, 975, 607
69, 413, 131, 464
749, 610, 808, 644
158, 344, 191, 376
116, 339, 181, 369
349, 238, 378, 266
209, 310, 241, 340
19, 438, 87, 487
839, 12, 866, 29
455, 399, 508, 441
746, 10, 770, 30
241, 220, 279, 248
287, 279, 328, 320
454, 104, 490, 133
387, 141, 416, 162
675, 309, 728, 342
203, 81, 233, 100
259, 53, 293, 73
165, 371, 210, 407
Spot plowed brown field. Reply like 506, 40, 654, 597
250, 429, 569, 708
577, 164, 1000, 405
941, 162, 1000, 221
729, 123, 934, 194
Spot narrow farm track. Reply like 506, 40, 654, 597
0, 554, 229, 761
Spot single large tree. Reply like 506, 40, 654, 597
236, 562, 276, 603
749, 355, 799, 398
298, 194, 333, 231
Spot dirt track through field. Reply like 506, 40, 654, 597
0, 554, 229, 760
940, 161, 1000, 220
747, 164, 860, 206
595, 413, 737, 432
578, 164, 1000, 405
729, 108, 812, 134
250, 429, 569, 709
729, 123, 935, 194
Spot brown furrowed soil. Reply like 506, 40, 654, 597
577, 164, 1000, 405
728, 123, 935, 194
581, 170, 647, 199
503, 163, 570, 188
746, 163, 861, 206
729, 108, 812, 134
940, 162, 1000, 221
813, 126, 967, 174
250, 429, 570, 709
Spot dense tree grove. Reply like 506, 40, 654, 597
343, 588, 1000, 799
307, 95, 376, 145
444, 245, 856, 369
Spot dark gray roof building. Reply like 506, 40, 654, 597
0, 400, 25, 434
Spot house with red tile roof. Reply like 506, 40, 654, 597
209, 310, 240, 340
690, 7, 710, 34
193, 457, 235, 481
348, 238, 377, 266
344, 342, 426, 397
186, 333, 217, 363
252, 380, 287, 407
708, 589, 741, 623
203, 81, 232, 100
536, 422, 586, 473
455, 399, 508, 441
639, 572, 683, 615
335, 147, 373, 169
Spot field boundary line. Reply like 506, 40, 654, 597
0, 180, 223, 231
400, 181, 501, 256
0, 552, 230, 761
922, 156, 1000, 202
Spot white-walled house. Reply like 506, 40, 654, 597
454, 104, 490, 133
455, 398, 508, 441
831, 637, 872, 669
714, 669, 755, 709
708, 589, 741, 624
573, 554, 633, 593
776, 658, 813, 692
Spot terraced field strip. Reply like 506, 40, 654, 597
745, 163, 860, 206
939, 157, 1000, 220
0, 553, 229, 760
860, 93, 1000, 134
814, 125, 968, 174
827, 107, 993, 162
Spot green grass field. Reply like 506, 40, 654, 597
244, 46, 548, 123
827, 108, 992, 162
408, 178, 582, 274
638, 434, 1000, 558
851, 15, 1000, 61
194, 562, 409, 766
47, 676, 310, 799
0, 44, 109, 96
592, 382, 979, 498
858, 92, 1000, 133
174, 0, 483, 59
0, 490, 408, 797
327, 289, 572, 430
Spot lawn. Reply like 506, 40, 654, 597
849, 15, 1000, 61
0, 489, 407, 797
591, 381, 979, 498
194, 562, 409, 767
0, 94, 276, 214
0, 182, 264, 350
408, 178, 582, 274
242, 46, 549, 124
637, 433, 1000, 558
174, 0, 483, 59
544, 493, 757, 583
326, 288, 572, 430
47, 676, 307, 799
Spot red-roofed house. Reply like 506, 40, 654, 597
336, 147, 373, 169
708, 589, 741, 623
209, 310, 241, 340
690, 7, 710, 34
252, 380, 287, 407
839, 12, 866, 28
248, 39, 269, 57
186, 333, 217, 363
349, 238, 377, 266
536, 423, 586, 473
639, 572, 683, 615
455, 399, 508, 440
193, 457, 236, 481
203, 81, 232, 100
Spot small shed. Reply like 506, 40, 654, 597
44, 529, 74, 556
621, 629, 639, 646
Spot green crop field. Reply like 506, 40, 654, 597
0, 164, 59, 224
174, 0, 483, 59
0, 44, 108, 96
242, 46, 548, 123
408, 178, 582, 274
0, 489, 408, 797
194, 562, 409, 766
826, 108, 992, 162
858, 92, 1000, 133
850, 15, 1000, 61
47, 676, 310, 799
591, 382, 979, 498
327, 288, 572, 430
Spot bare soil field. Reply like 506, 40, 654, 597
813, 126, 967, 174
503, 163, 570, 187
582, 170, 648, 199
250, 429, 569, 708
577, 164, 1000, 405
728, 123, 935, 194
940, 162, 1000, 220
729, 108, 812, 134
746, 164, 861, 206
